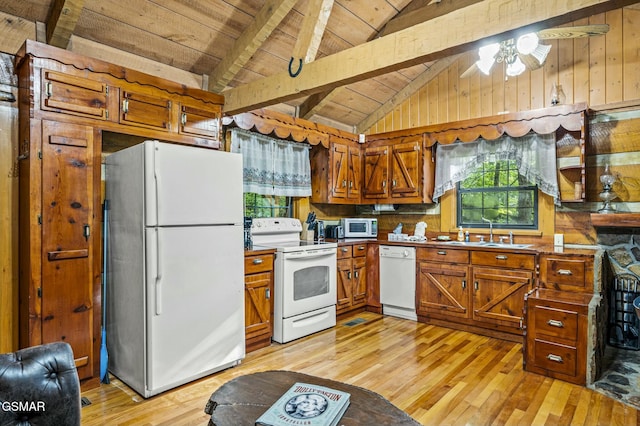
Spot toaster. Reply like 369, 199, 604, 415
325, 225, 344, 239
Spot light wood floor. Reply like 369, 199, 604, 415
81, 312, 639, 425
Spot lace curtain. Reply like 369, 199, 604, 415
433, 132, 560, 205
230, 128, 312, 197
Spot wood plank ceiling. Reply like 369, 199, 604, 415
1, 0, 638, 133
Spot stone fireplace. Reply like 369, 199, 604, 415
591, 227, 640, 408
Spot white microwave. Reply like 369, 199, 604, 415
340, 218, 378, 238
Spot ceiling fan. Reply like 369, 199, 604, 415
460, 24, 610, 79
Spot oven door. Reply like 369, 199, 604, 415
277, 247, 337, 319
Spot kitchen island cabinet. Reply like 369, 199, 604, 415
244, 250, 275, 353
337, 242, 368, 316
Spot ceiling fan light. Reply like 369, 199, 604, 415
506, 56, 526, 76
476, 57, 496, 75
478, 43, 500, 60
530, 43, 552, 65
516, 33, 539, 55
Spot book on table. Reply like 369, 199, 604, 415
255, 382, 350, 426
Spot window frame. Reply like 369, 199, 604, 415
243, 193, 292, 218
456, 159, 539, 230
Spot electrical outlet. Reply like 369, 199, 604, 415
554, 233, 564, 246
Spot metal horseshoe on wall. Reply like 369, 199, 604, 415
288, 57, 303, 77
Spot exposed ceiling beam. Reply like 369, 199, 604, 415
207, 0, 297, 93
223, 0, 638, 116
377, 0, 483, 38
46, 0, 85, 48
299, 0, 479, 121
356, 55, 462, 133
292, 0, 334, 64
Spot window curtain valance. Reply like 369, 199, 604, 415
433, 132, 560, 205
230, 128, 312, 197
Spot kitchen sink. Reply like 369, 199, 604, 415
438, 241, 532, 249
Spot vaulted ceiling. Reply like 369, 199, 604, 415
1, 0, 638, 133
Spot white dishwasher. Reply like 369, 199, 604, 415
379, 245, 417, 321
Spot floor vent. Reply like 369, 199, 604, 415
344, 318, 366, 327
81, 397, 92, 407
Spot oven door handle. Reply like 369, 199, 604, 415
283, 249, 336, 259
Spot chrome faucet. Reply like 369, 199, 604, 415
481, 217, 494, 243
509, 231, 514, 245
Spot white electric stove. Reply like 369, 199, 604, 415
251, 218, 337, 343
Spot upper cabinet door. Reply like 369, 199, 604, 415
120, 90, 172, 130
179, 102, 222, 144
363, 145, 388, 199
390, 141, 421, 200
330, 143, 349, 200
347, 146, 362, 200
41, 70, 108, 119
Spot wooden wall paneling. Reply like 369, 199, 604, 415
543, 39, 559, 108
0, 91, 18, 352
447, 61, 458, 122
503, 70, 517, 113
605, 9, 624, 104
0, 10, 36, 55
428, 78, 438, 125
589, 14, 607, 106
409, 91, 420, 128
622, 7, 640, 101
479, 71, 492, 118
557, 31, 575, 106
556, 211, 597, 245
438, 71, 448, 123
491, 64, 505, 114
384, 108, 393, 131
515, 72, 530, 113
458, 54, 471, 121
418, 85, 428, 127
573, 19, 591, 105
529, 67, 544, 110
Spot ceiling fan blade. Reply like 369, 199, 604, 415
460, 62, 478, 79
537, 24, 609, 40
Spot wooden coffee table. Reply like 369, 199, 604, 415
204, 370, 421, 425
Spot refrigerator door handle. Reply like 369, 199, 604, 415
155, 228, 163, 315
153, 145, 161, 227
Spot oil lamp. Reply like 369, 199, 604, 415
598, 164, 617, 213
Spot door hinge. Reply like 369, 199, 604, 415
38, 151, 42, 160
37, 287, 42, 298
37, 214, 42, 225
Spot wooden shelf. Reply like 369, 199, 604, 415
590, 213, 640, 228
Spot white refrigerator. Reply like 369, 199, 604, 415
105, 140, 245, 398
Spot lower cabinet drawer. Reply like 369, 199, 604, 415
533, 305, 579, 342
532, 339, 577, 377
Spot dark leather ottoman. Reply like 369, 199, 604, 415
205, 370, 421, 426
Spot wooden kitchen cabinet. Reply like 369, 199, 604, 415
538, 253, 593, 293
336, 243, 367, 316
244, 251, 275, 352
16, 40, 225, 389
524, 289, 593, 385
178, 101, 222, 142
470, 250, 535, 332
417, 247, 470, 319
18, 118, 101, 384
40, 70, 109, 120
417, 246, 535, 340
310, 140, 362, 204
363, 137, 423, 203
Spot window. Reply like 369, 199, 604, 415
244, 193, 291, 218
457, 159, 538, 229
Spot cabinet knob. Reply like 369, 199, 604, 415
495, 255, 508, 260
252, 258, 263, 265
557, 269, 573, 275
462, 280, 466, 289
437, 251, 447, 255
